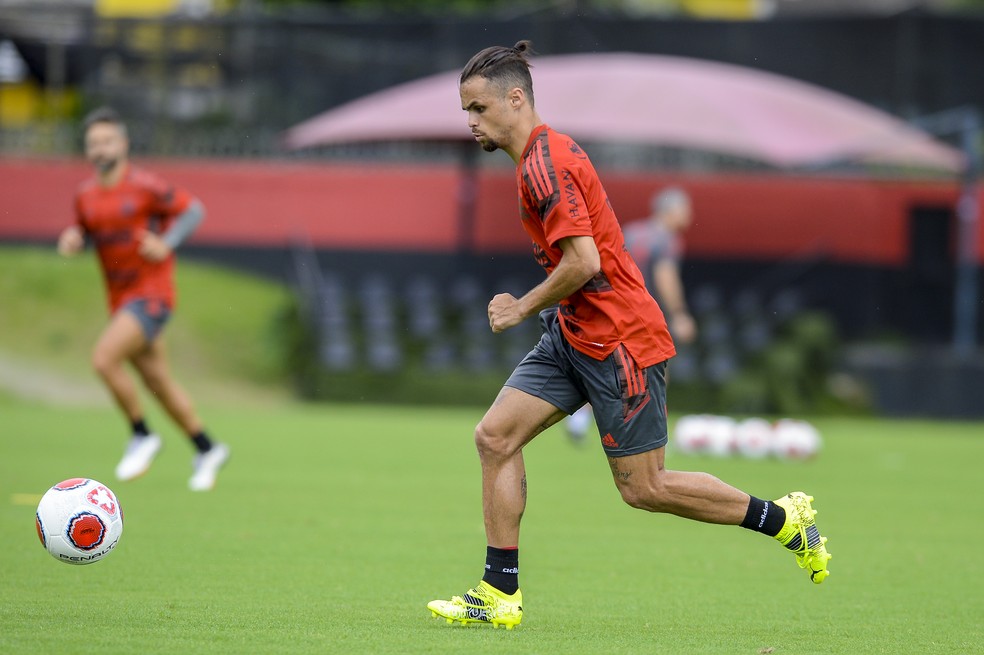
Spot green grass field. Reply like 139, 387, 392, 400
2, 399, 982, 654
1, 245, 983, 653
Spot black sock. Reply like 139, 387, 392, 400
131, 418, 150, 437
740, 496, 786, 537
482, 546, 519, 595
190, 431, 213, 454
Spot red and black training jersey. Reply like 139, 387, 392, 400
74, 164, 193, 313
516, 124, 676, 368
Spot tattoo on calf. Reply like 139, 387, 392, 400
521, 474, 527, 501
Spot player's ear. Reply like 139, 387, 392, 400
508, 87, 524, 109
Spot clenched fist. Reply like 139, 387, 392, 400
488, 293, 524, 333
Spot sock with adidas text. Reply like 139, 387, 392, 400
482, 546, 519, 595
740, 496, 785, 537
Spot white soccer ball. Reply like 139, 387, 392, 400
772, 419, 822, 460
35, 478, 124, 565
704, 415, 737, 457
734, 418, 774, 459
673, 414, 710, 455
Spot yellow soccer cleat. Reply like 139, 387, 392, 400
774, 492, 832, 584
427, 581, 523, 629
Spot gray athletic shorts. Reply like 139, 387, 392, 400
504, 307, 669, 457
119, 298, 171, 342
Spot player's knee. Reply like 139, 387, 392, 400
615, 479, 665, 513
617, 485, 649, 510
473, 421, 498, 457
474, 420, 517, 462
90, 348, 117, 378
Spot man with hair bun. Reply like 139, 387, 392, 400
427, 41, 830, 630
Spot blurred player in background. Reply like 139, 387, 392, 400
56, 107, 230, 492
427, 41, 831, 630
624, 186, 697, 343
566, 186, 696, 442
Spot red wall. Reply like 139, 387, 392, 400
476, 172, 968, 265
0, 158, 462, 251
1, 157, 975, 266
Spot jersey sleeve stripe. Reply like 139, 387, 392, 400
523, 158, 547, 200
523, 138, 560, 219
524, 143, 551, 199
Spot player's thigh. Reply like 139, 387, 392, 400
121, 298, 171, 345
477, 386, 568, 454
606, 446, 665, 487
578, 347, 669, 457
123, 299, 173, 372
478, 307, 586, 452
93, 309, 148, 366
500, 309, 588, 418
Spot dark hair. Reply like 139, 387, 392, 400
459, 40, 535, 104
82, 106, 127, 136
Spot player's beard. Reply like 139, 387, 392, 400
475, 133, 501, 152
473, 130, 501, 153
91, 156, 120, 174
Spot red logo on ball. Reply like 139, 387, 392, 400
66, 512, 106, 550
86, 485, 118, 516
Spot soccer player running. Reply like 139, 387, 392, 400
427, 42, 831, 629
56, 107, 230, 491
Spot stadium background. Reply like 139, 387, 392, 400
2, 0, 983, 416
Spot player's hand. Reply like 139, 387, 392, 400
488, 293, 524, 333
137, 230, 172, 262
670, 311, 697, 345
57, 226, 84, 256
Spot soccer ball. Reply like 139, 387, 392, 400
704, 415, 737, 457
734, 418, 774, 459
673, 414, 710, 455
35, 478, 124, 565
772, 419, 822, 460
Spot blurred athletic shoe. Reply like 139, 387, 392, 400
188, 442, 230, 491
115, 433, 162, 481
